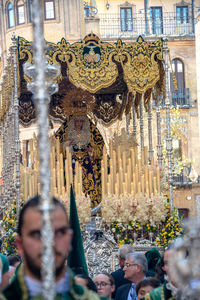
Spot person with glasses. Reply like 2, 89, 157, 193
111, 244, 134, 297
94, 272, 115, 299
115, 252, 148, 300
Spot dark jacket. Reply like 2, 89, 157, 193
111, 268, 130, 297
115, 283, 132, 300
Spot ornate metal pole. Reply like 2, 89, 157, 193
156, 95, 163, 167
163, 38, 174, 211
147, 100, 153, 164
11, 34, 21, 218
139, 101, 144, 152
32, 1, 55, 298
126, 113, 129, 136
132, 104, 137, 138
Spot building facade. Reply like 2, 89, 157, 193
0, 0, 200, 216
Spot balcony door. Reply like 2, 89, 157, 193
176, 6, 189, 24
171, 59, 186, 106
120, 7, 133, 32
150, 7, 163, 35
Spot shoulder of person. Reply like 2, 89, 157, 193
75, 287, 108, 300
2, 277, 21, 300
141, 285, 164, 300
111, 268, 122, 276
116, 283, 131, 291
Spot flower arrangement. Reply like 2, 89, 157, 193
128, 219, 141, 232
118, 237, 133, 247
155, 205, 183, 248
1, 200, 24, 255
112, 221, 126, 234
109, 199, 183, 247
63, 194, 91, 224
145, 223, 157, 233
101, 194, 168, 226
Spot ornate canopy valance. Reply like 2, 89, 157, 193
16, 34, 164, 126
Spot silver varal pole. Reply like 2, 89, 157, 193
156, 94, 163, 167
147, 100, 154, 164
32, 1, 55, 299
163, 38, 174, 211
11, 34, 21, 218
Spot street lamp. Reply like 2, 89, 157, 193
106, 1, 110, 9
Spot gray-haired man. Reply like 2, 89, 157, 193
111, 245, 134, 296
115, 252, 148, 300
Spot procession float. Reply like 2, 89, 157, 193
0, 29, 183, 274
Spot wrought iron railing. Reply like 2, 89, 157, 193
173, 166, 192, 186
158, 88, 190, 108
171, 88, 190, 107
99, 12, 195, 38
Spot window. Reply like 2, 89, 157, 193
17, 0, 25, 25
178, 208, 189, 219
84, 7, 90, 17
8, 2, 14, 28
173, 138, 182, 159
120, 7, 133, 32
176, 6, 189, 24
150, 7, 163, 35
171, 59, 186, 106
28, 0, 32, 22
44, 0, 55, 20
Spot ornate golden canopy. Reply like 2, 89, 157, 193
17, 34, 164, 126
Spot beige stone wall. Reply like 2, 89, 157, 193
0, 0, 83, 63
196, 13, 200, 139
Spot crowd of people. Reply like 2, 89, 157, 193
0, 196, 179, 299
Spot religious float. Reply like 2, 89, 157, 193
0, 29, 182, 276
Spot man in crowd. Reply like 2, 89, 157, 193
94, 272, 115, 299
1, 195, 107, 300
115, 252, 148, 300
111, 244, 134, 296
142, 246, 178, 299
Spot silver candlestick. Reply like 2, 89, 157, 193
163, 38, 174, 211
24, 0, 60, 299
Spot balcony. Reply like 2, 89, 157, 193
99, 12, 195, 39
159, 88, 190, 108
173, 166, 192, 187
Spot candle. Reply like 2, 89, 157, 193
113, 151, 116, 178
144, 146, 148, 165
153, 177, 157, 196
149, 170, 152, 196
138, 182, 141, 194
156, 167, 160, 194
141, 174, 145, 195
130, 148, 135, 168
101, 166, 105, 198
122, 151, 126, 173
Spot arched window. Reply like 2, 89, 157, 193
28, 0, 32, 22
171, 58, 186, 106
17, 0, 25, 25
44, 0, 55, 20
8, 2, 14, 28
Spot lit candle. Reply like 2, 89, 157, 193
153, 177, 157, 196
156, 167, 160, 194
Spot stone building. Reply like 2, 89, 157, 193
0, 0, 200, 216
